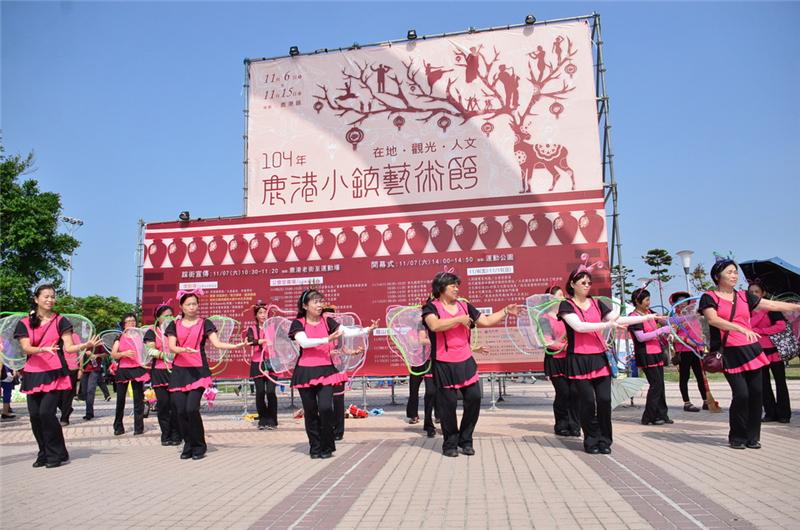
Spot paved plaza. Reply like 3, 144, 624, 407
1, 378, 798, 529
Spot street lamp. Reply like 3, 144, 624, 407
61, 216, 84, 295
676, 250, 694, 294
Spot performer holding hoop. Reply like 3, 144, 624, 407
246, 302, 279, 430
143, 302, 182, 445
669, 291, 709, 412
289, 289, 376, 459
422, 271, 519, 458
13, 284, 99, 468
628, 286, 673, 426
165, 290, 247, 460
542, 285, 580, 437
111, 313, 149, 436
558, 267, 661, 455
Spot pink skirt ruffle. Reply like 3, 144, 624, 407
292, 371, 348, 389
725, 353, 770, 374
169, 376, 212, 392
22, 375, 72, 395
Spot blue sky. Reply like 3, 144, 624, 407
3, 1, 799, 304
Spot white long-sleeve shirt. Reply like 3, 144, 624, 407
293, 326, 370, 348
561, 311, 654, 333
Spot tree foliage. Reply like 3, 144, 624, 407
610, 265, 635, 302
55, 294, 139, 332
0, 148, 80, 311
642, 248, 674, 284
689, 264, 715, 293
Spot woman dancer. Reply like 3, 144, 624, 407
747, 280, 791, 423
699, 259, 800, 449
669, 291, 708, 412
289, 289, 376, 459
558, 268, 661, 455
245, 303, 278, 430
111, 313, 150, 436
14, 284, 98, 468
628, 287, 673, 425
542, 285, 579, 437
143, 303, 182, 445
165, 290, 246, 460
422, 271, 519, 457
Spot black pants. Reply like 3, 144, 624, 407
438, 382, 481, 452
154, 386, 181, 443
762, 362, 791, 421
80, 371, 99, 418
678, 352, 707, 403
58, 370, 79, 423
98, 378, 110, 399
298, 385, 336, 455
27, 391, 69, 465
253, 377, 278, 427
172, 388, 206, 457
641, 366, 669, 424
114, 381, 144, 434
572, 376, 612, 451
407, 375, 437, 434
724, 369, 762, 444
333, 384, 345, 438
550, 376, 579, 434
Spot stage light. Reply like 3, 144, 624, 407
525, 15, 536, 25
407, 29, 417, 40
179, 211, 190, 222
289, 46, 299, 57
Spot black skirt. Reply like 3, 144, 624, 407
169, 365, 212, 390
250, 360, 274, 379
544, 354, 568, 378
722, 343, 765, 372
566, 352, 610, 380
116, 366, 148, 384
291, 364, 344, 387
151, 368, 171, 387
433, 357, 478, 389
20, 368, 68, 392
635, 351, 665, 369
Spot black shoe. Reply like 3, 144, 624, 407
310, 452, 321, 459
702, 402, 709, 410
555, 429, 571, 437
683, 403, 700, 412
114, 430, 125, 436
133, 431, 144, 436
60, 420, 69, 427
586, 447, 601, 455
443, 449, 459, 457
265, 425, 277, 430
82, 415, 93, 421
104, 396, 111, 402
746, 441, 761, 449
32, 461, 46, 468
762, 416, 777, 423
319, 452, 333, 459
257, 425, 267, 430
459, 446, 475, 456
192, 453, 206, 460
169, 440, 182, 446
161, 441, 172, 446
334, 434, 343, 441
180, 453, 192, 460
729, 442, 746, 450
45, 461, 61, 469
1, 413, 16, 420
663, 418, 674, 424
426, 430, 436, 438
569, 430, 582, 437
599, 446, 612, 455
777, 418, 790, 424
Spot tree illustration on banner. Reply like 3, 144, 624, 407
313, 34, 580, 193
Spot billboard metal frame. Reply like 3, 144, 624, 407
137, 12, 625, 316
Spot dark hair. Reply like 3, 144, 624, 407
669, 291, 690, 305
748, 278, 767, 295
179, 293, 199, 306
545, 285, 563, 296
565, 270, 591, 296
431, 272, 460, 299
154, 304, 172, 320
710, 259, 737, 285
253, 302, 268, 320
119, 313, 138, 329
631, 288, 651, 306
296, 289, 323, 318
29, 284, 57, 329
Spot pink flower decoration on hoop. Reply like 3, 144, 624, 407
576, 252, 604, 274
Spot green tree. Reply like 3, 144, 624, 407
689, 264, 714, 293
610, 264, 634, 303
0, 148, 80, 311
642, 248, 674, 307
55, 294, 138, 331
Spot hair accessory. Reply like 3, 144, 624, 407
576, 253, 604, 274
713, 251, 735, 263
176, 288, 204, 300
442, 265, 455, 273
